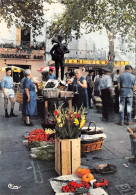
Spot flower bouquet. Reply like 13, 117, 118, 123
54, 105, 87, 139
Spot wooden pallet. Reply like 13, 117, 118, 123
55, 138, 81, 175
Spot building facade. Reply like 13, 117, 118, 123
0, 1, 135, 82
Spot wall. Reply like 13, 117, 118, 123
0, 49, 47, 82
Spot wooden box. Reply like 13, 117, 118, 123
42, 88, 60, 98
55, 138, 81, 175
59, 91, 74, 98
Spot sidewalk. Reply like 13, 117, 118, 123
0, 91, 136, 195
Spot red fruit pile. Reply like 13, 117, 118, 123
62, 181, 90, 193
26, 129, 54, 143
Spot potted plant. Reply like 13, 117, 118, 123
54, 105, 86, 175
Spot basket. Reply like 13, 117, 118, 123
81, 121, 104, 153
16, 91, 23, 104
81, 138, 104, 153
81, 121, 103, 135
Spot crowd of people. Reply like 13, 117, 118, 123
65, 65, 136, 126
1, 65, 136, 126
85, 65, 136, 126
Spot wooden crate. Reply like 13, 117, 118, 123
59, 91, 74, 98
55, 138, 81, 175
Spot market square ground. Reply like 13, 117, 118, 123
0, 90, 136, 195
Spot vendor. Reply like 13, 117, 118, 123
47, 69, 56, 80
71, 69, 87, 110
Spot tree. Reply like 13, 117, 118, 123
0, 0, 52, 38
47, 0, 136, 70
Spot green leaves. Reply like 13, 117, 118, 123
0, 0, 45, 37
47, 0, 136, 41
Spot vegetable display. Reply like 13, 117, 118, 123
45, 128, 56, 134
36, 145, 55, 161
28, 141, 43, 149
26, 129, 55, 143
82, 173, 94, 183
62, 181, 90, 193
45, 82, 55, 88
77, 168, 91, 178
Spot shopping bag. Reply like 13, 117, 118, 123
16, 91, 23, 104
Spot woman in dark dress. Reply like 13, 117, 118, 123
72, 69, 87, 110
22, 69, 37, 126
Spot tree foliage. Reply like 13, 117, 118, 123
47, 0, 136, 41
0, 0, 52, 37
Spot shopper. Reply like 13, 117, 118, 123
72, 69, 87, 110
113, 69, 120, 113
22, 69, 37, 126
99, 68, 113, 121
1, 67, 17, 118
47, 69, 56, 80
94, 70, 103, 96
117, 65, 136, 125
19, 71, 26, 120
113, 69, 120, 84
86, 70, 94, 108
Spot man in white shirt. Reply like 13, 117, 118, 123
113, 69, 120, 84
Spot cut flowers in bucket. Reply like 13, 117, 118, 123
54, 105, 87, 139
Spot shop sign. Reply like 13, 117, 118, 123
65, 59, 129, 67
0, 54, 44, 60
114, 61, 129, 67
65, 59, 108, 65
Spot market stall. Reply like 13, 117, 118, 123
41, 79, 74, 122
22, 104, 109, 194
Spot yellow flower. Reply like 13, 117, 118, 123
59, 123, 63, 128
57, 118, 61, 123
81, 115, 86, 120
80, 119, 86, 129
74, 118, 79, 126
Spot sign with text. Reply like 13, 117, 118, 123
65, 59, 108, 65
65, 59, 129, 66
114, 61, 129, 67
0, 53, 44, 60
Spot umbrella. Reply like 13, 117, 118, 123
37, 66, 55, 72
0, 66, 24, 73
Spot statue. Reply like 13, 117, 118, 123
50, 34, 69, 80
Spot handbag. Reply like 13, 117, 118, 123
16, 91, 23, 104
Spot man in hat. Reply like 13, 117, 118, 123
99, 68, 113, 121
1, 67, 17, 118
117, 65, 136, 125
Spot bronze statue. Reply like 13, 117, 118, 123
50, 34, 69, 80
